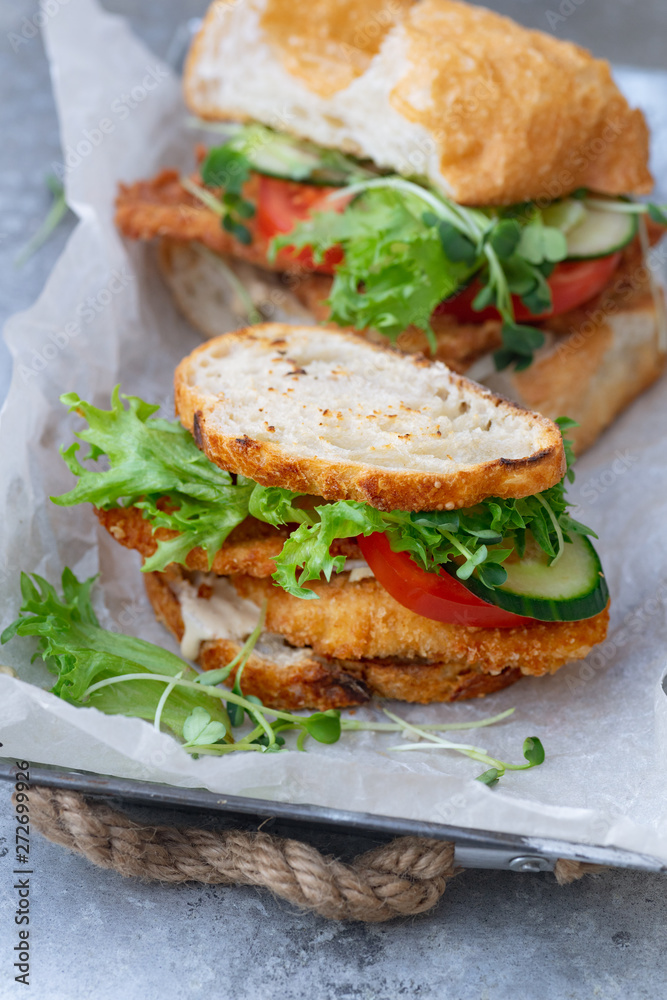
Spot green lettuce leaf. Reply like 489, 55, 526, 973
272, 186, 475, 351
53, 388, 254, 572
0, 569, 229, 738
273, 501, 387, 598
0, 570, 344, 755
269, 179, 563, 368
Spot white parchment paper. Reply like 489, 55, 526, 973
1, 0, 667, 860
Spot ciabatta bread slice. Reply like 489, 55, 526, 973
184, 0, 651, 205
175, 323, 565, 511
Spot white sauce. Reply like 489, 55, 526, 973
172, 576, 261, 661
344, 560, 375, 583
172, 557, 373, 662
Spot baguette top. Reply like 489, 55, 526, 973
174, 324, 565, 512
184, 0, 652, 206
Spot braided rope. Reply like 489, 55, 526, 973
22, 786, 600, 919
25, 785, 458, 921
553, 858, 607, 884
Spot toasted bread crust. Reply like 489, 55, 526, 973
144, 569, 523, 709
175, 324, 565, 511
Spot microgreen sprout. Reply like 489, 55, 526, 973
182, 706, 228, 748
381, 710, 545, 785
180, 174, 227, 219
153, 672, 183, 733
14, 174, 69, 268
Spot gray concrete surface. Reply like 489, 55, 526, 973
0, 799, 665, 1000
1, 1, 667, 998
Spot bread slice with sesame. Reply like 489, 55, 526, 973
174, 323, 565, 512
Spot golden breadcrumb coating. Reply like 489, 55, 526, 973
233, 571, 609, 675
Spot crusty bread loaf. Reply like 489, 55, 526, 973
174, 323, 565, 511
184, 0, 651, 205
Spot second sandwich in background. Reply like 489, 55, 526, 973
54, 325, 609, 710
116, 0, 666, 454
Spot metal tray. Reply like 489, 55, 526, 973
2, 759, 664, 873
1, 22, 664, 883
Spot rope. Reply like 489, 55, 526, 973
25, 786, 458, 921
22, 787, 602, 920
553, 858, 607, 885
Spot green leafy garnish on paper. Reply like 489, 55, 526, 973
0, 568, 230, 740
382, 710, 545, 787
53, 392, 593, 600
1, 569, 545, 782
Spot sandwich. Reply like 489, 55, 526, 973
54, 324, 609, 710
115, 0, 666, 455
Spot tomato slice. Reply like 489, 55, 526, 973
357, 532, 536, 628
256, 175, 348, 274
436, 252, 622, 324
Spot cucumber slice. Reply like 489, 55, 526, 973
250, 139, 343, 186
465, 534, 609, 622
565, 207, 637, 259
542, 199, 587, 234
244, 132, 367, 187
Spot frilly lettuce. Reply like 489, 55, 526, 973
53, 392, 593, 599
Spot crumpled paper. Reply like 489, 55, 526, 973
1, 0, 667, 861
